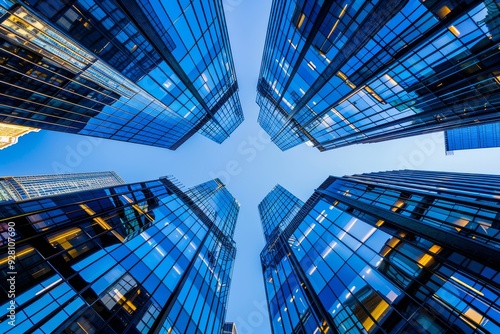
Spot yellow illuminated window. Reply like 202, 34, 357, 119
452, 218, 469, 232
364, 86, 385, 103
336, 71, 356, 89
384, 74, 399, 86
320, 320, 330, 334
326, 19, 340, 39
48, 227, 91, 261
463, 308, 484, 328
449, 25, 460, 37
0, 245, 52, 281
101, 274, 140, 314
436, 6, 452, 19
391, 200, 405, 212
296, 13, 305, 29
428, 244, 442, 254
381, 236, 401, 257
494, 75, 500, 85
417, 253, 434, 268
48, 228, 83, 248
350, 290, 390, 331
122, 195, 155, 222
362, 299, 390, 331
80, 204, 125, 242
113, 288, 138, 314
316, 4, 348, 56
0, 246, 34, 265
71, 317, 98, 333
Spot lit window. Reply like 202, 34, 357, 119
80, 204, 125, 242
296, 13, 305, 29
448, 25, 460, 37
48, 227, 92, 261
57, 309, 105, 333
337, 71, 356, 89
436, 5, 452, 19
462, 308, 483, 328
101, 274, 139, 313
315, 5, 348, 55
364, 86, 385, 104
391, 199, 406, 212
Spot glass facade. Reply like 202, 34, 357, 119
0, 0, 243, 149
445, 121, 500, 152
257, 0, 500, 151
0, 171, 125, 202
0, 175, 239, 333
260, 170, 500, 333
259, 185, 305, 243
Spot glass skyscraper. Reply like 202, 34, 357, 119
0, 0, 243, 149
0, 175, 239, 333
0, 123, 39, 150
445, 122, 500, 153
257, 0, 500, 151
0, 171, 124, 202
260, 170, 500, 333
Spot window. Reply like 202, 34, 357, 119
56, 308, 106, 334
101, 274, 138, 313
47, 227, 93, 262
292, 4, 306, 31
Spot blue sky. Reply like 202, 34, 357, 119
1, 0, 500, 333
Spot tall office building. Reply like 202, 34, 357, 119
0, 123, 39, 150
260, 170, 500, 333
257, 0, 500, 151
0, 0, 243, 149
0, 171, 125, 202
223, 321, 239, 334
0, 175, 239, 333
445, 122, 500, 153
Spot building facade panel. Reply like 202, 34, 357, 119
0, 0, 243, 149
257, 0, 500, 151
260, 170, 500, 333
0, 175, 238, 333
445, 121, 500, 152
0, 171, 125, 202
